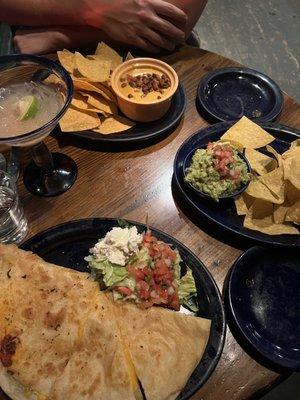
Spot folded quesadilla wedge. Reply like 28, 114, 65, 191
0, 245, 140, 400
111, 299, 211, 400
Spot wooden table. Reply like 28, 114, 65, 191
15, 46, 300, 400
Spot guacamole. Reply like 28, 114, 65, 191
185, 142, 250, 200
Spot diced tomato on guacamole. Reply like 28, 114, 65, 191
185, 141, 250, 200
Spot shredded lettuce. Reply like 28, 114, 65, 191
178, 267, 197, 300
85, 255, 129, 287
178, 267, 198, 312
173, 249, 182, 282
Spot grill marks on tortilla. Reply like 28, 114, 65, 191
0, 335, 19, 367
44, 308, 66, 330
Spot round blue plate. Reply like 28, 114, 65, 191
21, 218, 225, 400
58, 83, 186, 145
197, 67, 283, 123
173, 122, 300, 248
226, 246, 300, 370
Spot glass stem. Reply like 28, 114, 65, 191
31, 141, 55, 174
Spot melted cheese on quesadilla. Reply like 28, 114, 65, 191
0, 245, 137, 400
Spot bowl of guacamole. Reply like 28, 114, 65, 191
183, 141, 251, 201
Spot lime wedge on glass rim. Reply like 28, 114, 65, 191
18, 95, 40, 120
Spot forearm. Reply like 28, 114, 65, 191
0, 0, 84, 26
167, 0, 208, 35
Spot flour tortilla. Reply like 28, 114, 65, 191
112, 299, 211, 400
0, 245, 137, 400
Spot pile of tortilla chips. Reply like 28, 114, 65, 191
57, 42, 135, 135
220, 116, 300, 236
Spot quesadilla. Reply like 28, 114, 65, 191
112, 299, 211, 400
0, 244, 211, 400
0, 244, 139, 400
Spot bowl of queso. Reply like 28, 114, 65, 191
111, 58, 178, 122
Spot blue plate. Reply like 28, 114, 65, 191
197, 67, 283, 123
57, 83, 186, 145
21, 218, 225, 400
173, 122, 300, 248
226, 246, 300, 370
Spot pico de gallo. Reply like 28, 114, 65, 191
184, 141, 250, 201
85, 225, 197, 311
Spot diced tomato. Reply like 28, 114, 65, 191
116, 286, 133, 296
138, 280, 150, 300
169, 292, 180, 311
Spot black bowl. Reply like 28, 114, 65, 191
183, 144, 252, 201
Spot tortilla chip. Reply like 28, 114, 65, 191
234, 193, 255, 216
125, 52, 135, 61
273, 201, 291, 224
57, 49, 75, 74
93, 116, 135, 135
72, 78, 114, 101
285, 200, 300, 224
258, 166, 285, 203
79, 91, 118, 115
265, 145, 283, 168
220, 116, 275, 149
282, 144, 300, 160
75, 52, 111, 82
71, 92, 102, 112
246, 179, 284, 204
94, 42, 123, 71
285, 181, 300, 203
283, 157, 300, 190
245, 148, 274, 175
244, 199, 299, 235
59, 106, 100, 132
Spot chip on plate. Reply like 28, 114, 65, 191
71, 92, 102, 113
285, 200, 300, 224
80, 91, 118, 115
245, 148, 274, 175
246, 178, 284, 205
72, 78, 113, 101
59, 106, 100, 132
93, 116, 135, 135
75, 52, 111, 82
57, 49, 75, 74
257, 166, 285, 203
234, 193, 254, 216
94, 42, 123, 71
244, 199, 299, 235
221, 116, 275, 149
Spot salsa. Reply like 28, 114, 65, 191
185, 141, 250, 200
119, 232, 180, 310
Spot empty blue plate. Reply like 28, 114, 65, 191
226, 246, 300, 370
197, 67, 283, 123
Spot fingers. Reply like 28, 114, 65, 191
140, 27, 175, 51
131, 36, 161, 53
148, 15, 186, 43
152, 0, 187, 26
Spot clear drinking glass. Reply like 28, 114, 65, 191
0, 170, 28, 244
0, 54, 76, 197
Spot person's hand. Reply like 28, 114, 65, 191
82, 0, 187, 52
13, 26, 111, 55
14, 28, 71, 54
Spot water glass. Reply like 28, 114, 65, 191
0, 170, 28, 244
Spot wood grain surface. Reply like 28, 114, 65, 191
4, 46, 300, 400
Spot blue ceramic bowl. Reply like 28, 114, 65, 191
183, 143, 252, 201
